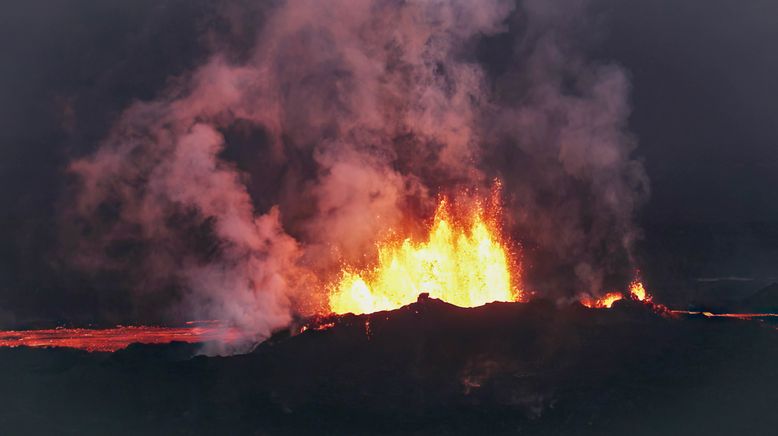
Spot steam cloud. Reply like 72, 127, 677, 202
66, 0, 647, 346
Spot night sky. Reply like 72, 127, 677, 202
1, 0, 777, 326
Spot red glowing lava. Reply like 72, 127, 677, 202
670, 311, 778, 320
0, 321, 241, 352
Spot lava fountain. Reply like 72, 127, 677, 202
629, 279, 649, 301
328, 189, 523, 315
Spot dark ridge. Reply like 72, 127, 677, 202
739, 282, 778, 312
1, 299, 778, 435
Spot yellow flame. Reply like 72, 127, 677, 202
629, 279, 648, 301
580, 279, 652, 309
328, 198, 520, 315
580, 292, 623, 309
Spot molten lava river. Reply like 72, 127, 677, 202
0, 321, 240, 352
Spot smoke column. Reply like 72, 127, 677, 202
485, 0, 649, 296
65, 0, 647, 347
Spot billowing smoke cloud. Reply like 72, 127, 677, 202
485, 0, 649, 296
65, 0, 647, 344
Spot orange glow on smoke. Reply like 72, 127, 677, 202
580, 292, 623, 309
0, 321, 240, 352
328, 190, 521, 315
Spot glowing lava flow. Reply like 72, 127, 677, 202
328, 194, 521, 315
0, 321, 241, 352
670, 311, 778, 320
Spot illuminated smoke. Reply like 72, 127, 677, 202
65, 0, 647, 346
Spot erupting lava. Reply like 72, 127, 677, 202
580, 292, 624, 309
0, 321, 240, 352
580, 277, 652, 309
328, 192, 521, 315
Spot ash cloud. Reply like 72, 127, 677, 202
65, 0, 647, 342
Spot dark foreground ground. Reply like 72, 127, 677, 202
2, 298, 778, 435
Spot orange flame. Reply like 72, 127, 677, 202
580, 278, 653, 309
629, 279, 649, 301
328, 193, 521, 315
580, 292, 623, 309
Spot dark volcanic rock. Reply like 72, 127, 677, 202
1, 299, 778, 435
739, 282, 778, 312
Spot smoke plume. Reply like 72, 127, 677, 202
65, 0, 647, 344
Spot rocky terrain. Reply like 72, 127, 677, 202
2, 297, 778, 435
